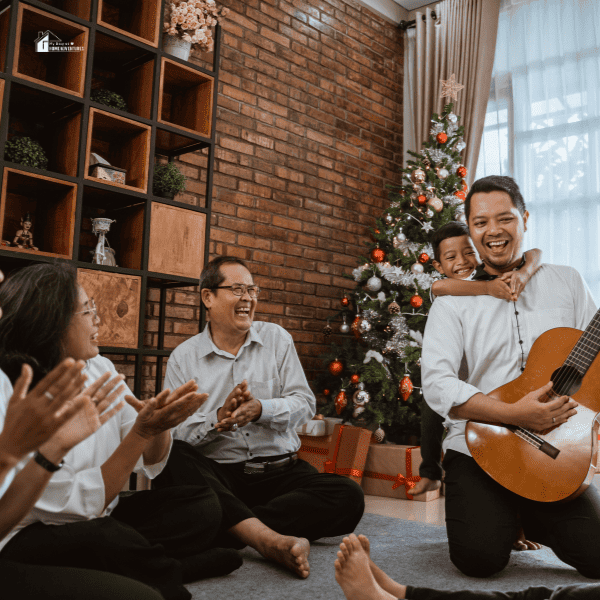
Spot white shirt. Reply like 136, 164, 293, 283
167, 321, 316, 463
422, 264, 597, 457
0, 355, 172, 552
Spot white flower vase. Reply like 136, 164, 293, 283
162, 34, 192, 60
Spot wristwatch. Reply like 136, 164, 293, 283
34, 451, 64, 472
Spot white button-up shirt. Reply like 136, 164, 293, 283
167, 321, 316, 463
422, 264, 597, 457
0, 355, 172, 552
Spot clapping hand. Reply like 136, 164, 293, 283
125, 380, 208, 439
216, 380, 261, 431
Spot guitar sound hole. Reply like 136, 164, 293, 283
551, 365, 582, 396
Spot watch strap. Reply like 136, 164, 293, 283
34, 451, 64, 472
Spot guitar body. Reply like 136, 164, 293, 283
466, 327, 600, 503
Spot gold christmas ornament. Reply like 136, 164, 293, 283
410, 168, 426, 184
427, 196, 444, 212
373, 426, 385, 443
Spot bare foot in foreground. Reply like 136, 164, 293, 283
357, 534, 406, 598
335, 534, 400, 600
260, 534, 310, 578
513, 527, 542, 551
410, 477, 441, 496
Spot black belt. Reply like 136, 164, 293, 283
243, 452, 298, 475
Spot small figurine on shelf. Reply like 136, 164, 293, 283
13, 213, 38, 250
91, 217, 117, 267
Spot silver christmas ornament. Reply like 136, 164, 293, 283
397, 232, 406, 242
448, 113, 458, 123
426, 209, 434, 218
366, 276, 382, 292
438, 168, 449, 180
359, 319, 371, 333
353, 389, 371, 406
456, 140, 466, 152
411, 262, 424, 274
340, 316, 350, 334
357, 382, 365, 390
385, 214, 394, 224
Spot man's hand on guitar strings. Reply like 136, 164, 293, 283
507, 381, 578, 431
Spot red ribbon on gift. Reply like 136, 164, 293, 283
363, 446, 421, 500
324, 424, 346, 474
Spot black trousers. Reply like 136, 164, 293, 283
1, 485, 223, 600
154, 440, 365, 543
419, 400, 445, 480
443, 450, 600, 579
1, 559, 163, 600
406, 584, 600, 600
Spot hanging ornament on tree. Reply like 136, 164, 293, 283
353, 383, 370, 406
410, 294, 423, 308
417, 194, 427, 205
341, 295, 350, 307
350, 374, 360, 385
436, 132, 448, 144
447, 112, 458, 123
438, 168, 449, 180
400, 375, 413, 401
353, 406, 365, 418
340, 315, 350, 334
328, 359, 343, 376
388, 301, 400, 314
371, 247, 386, 263
426, 209, 434, 218
411, 262, 424, 275
419, 252, 430, 263
351, 314, 362, 339
323, 321, 333, 337
457, 165, 467, 178
373, 425, 385, 443
456, 140, 466, 152
323, 389, 330, 396
359, 318, 372, 334
454, 190, 466, 202
366, 276, 382, 292
385, 213, 394, 224
410, 168, 426, 184
427, 197, 444, 212
335, 390, 347, 414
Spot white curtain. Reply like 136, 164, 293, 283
476, 0, 600, 302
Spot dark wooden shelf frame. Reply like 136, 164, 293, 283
0, 6, 10, 72
36, 0, 91, 21
97, 0, 161, 48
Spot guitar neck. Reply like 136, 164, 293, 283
564, 309, 600, 374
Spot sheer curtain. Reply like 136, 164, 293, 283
476, 0, 600, 301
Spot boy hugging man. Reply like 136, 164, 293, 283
411, 221, 541, 497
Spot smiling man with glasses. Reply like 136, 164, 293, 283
154, 256, 365, 579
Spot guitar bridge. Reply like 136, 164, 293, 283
503, 424, 560, 459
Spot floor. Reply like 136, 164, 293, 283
364, 493, 445, 526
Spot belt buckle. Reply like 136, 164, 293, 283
243, 461, 265, 475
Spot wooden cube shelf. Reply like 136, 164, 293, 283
98, 0, 160, 48
0, 168, 76, 258
0, 79, 4, 130
13, 3, 88, 97
36, 0, 91, 20
78, 268, 141, 348
79, 185, 145, 270
158, 58, 214, 138
85, 108, 151, 193
92, 32, 154, 120
148, 202, 205, 279
0, 6, 10, 72
7, 83, 82, 178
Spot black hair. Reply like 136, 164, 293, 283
431, 221, 470, 262
464, 175, 526, 221
0, 262, 79, 385
199, 256, 250, 309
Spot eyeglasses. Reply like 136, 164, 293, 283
75, 298, 98, 318
213, 285, 260, 298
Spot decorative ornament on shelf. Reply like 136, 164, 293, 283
419, 253, 430, 264
427, 196, 444, 212
323, 321, 333, 338
388, 301, 400, 314
371, 247, 386, 263
328, 359, 343, 376
410, 294, 423, 308
91, 217, 117, 266
366, 276, 382, 292
350, 374, 360, 385
457, 165, 467, 178
341, 295, 350, 307
340, 315, 350, 334
12, 212, 38, 251
335, 390, 347, 414
410, 262, 424, 275
410, 168, 426, 184
400, 375, 413, 401
373, 425, 385, 443
436, 132, 448, 144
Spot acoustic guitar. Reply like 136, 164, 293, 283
465, 310, 600, 503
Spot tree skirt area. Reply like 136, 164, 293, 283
186, 513, 592, 599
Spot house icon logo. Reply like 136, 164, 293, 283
35, 30, 61, 52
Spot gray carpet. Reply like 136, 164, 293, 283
186, 513, 592, 599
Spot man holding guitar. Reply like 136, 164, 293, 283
422, 175, 600, 579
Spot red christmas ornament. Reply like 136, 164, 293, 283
454, 190, 466, 202
341, 295, 350, 307
400, 376, 413, 401
350, 374, 360, 385
410, 294, 423, 308
335, 390, 348, 414
371, 248, 386, 263
457, 166, 467, 178
436, 132, 448, 144
462, 182, 468, 193
417, 194, 427, 205
419, 253, 430, 264
328, 359, 343, 376
323, 389, 330, 396
351, 315, 361, 339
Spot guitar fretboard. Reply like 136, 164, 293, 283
564, 309, 600, 374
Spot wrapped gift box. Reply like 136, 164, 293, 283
298, 423, 371, 484
361, 443, 440, 502
296, 419, 327, 436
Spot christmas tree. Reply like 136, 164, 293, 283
317, 99, 469, 444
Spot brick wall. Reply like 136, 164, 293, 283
145, 0, 404, 392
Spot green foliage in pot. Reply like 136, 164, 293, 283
153, 162, 186, 196
91, 88, 128, 112
4, 136, 49, 170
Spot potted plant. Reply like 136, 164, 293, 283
153, 162, 186, 199
4, 136, 48, 170
163, 0, 229, 60
91, 88, 128, 112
